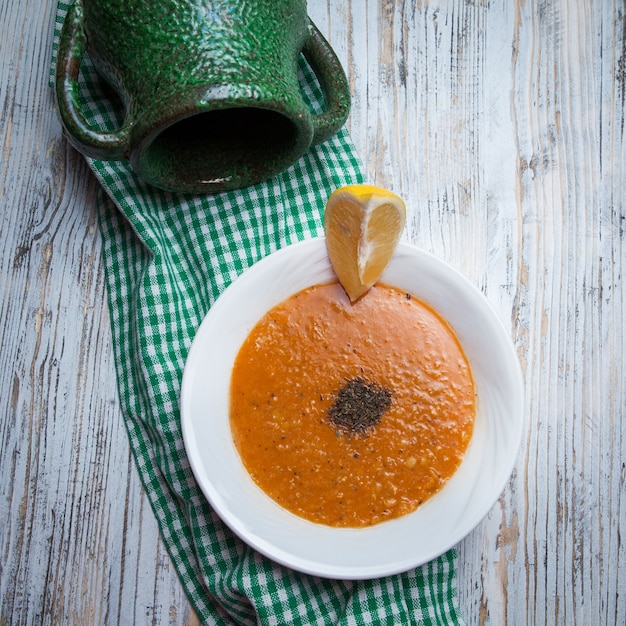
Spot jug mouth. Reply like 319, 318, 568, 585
133, 91, 312, 194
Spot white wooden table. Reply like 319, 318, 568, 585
1, 1, 624, 624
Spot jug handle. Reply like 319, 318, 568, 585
55, 0, 130, 160
303, 20, 351, 145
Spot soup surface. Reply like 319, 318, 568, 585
229, 282, 475, 527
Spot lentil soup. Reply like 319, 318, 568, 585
229, 282, 476, 527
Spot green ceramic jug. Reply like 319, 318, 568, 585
55, 0, 351, 193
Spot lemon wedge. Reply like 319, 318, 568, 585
324, 184, 406, 302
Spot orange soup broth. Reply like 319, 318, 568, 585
229, 282, 476, 528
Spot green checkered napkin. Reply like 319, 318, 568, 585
52, 3, 465, 624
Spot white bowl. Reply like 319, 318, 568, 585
181, 238, 524, 579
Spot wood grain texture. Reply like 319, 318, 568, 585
1, 0, 623, 624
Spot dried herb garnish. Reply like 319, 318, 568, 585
327, 377, 392, 436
